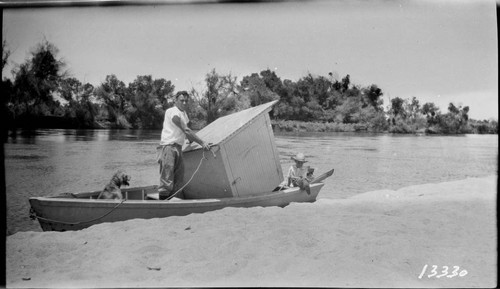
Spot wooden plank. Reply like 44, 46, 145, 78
223, 115, 283, 196
219, 144, 239, 197
264, 113, 284, 182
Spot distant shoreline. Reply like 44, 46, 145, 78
4, 116, 497, 135
270, 120, 497, 135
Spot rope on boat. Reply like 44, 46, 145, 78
30, 146, 217, 226
30, 199, 127, 226
166, 147, 215, 200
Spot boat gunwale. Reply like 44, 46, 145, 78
29, 183, 325, 207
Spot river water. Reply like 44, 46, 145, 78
4, 129, 498, 235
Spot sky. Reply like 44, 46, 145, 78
2, 0, 498, 120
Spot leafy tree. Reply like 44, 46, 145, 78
386, 96, 428, 133
362, 84, 384, 111
420, 102, 441, 132
58, 77, 97, 127
303, 98, 324, 120
192, 69, 239, 124
368, 109, 389, 131
95, 74, 130, 127
2, 40, 10, 72
11, 40, 66, 116
2, 40, 13, 129
388, 115, 413, 133
334, 97, 359, 123
307, 74, 332, 107
274, 79, 315, 121
340, 74, 350, 92
334, 86, 365, 123
295, 74, 316, 103
421, 102, 440, 118
436, 103, 469, 133
153, 78, 176, 110
344, 85, 361, 98
126, 75, 175, 128
323, 89, 343, 111
259, 69, 285, 95
469, 119, 498, 134
239, 72, 279, 107
273, 101, 292, 121
59, 77, 83, 102
448, 103, 460, 115
406, 97, 422, 120
4, 40, 484, 134
389, 97, 406, 118
272, 79, 296, 119
276, 74, 333, 121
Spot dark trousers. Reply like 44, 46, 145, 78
157, 144, 184, 199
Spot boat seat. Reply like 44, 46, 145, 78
146, 193, 160, 200
146, 193, 184, 202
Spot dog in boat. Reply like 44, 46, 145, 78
97, 170, 131, 200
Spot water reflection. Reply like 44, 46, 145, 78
6, 128, 162, 144
6, 154, 47, 160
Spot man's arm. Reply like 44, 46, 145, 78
172, 115, 210, 150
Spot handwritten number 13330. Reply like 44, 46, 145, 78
418, 264, 468, 279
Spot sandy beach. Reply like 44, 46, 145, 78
6, 176, 497, 288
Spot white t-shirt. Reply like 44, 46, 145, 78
160, 106, 189, 146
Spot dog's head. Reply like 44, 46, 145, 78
112, 170, 131, 187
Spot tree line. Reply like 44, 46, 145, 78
2, 40, 497, 134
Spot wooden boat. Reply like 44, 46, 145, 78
29, 169, 333, 232
29, 101, 334, 232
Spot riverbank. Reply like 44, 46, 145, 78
6, 176, 497, 288
271, 119, 498, 134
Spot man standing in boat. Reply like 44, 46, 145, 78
158, 91, 210, 200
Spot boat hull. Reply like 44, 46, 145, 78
29, 183, 325, 232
